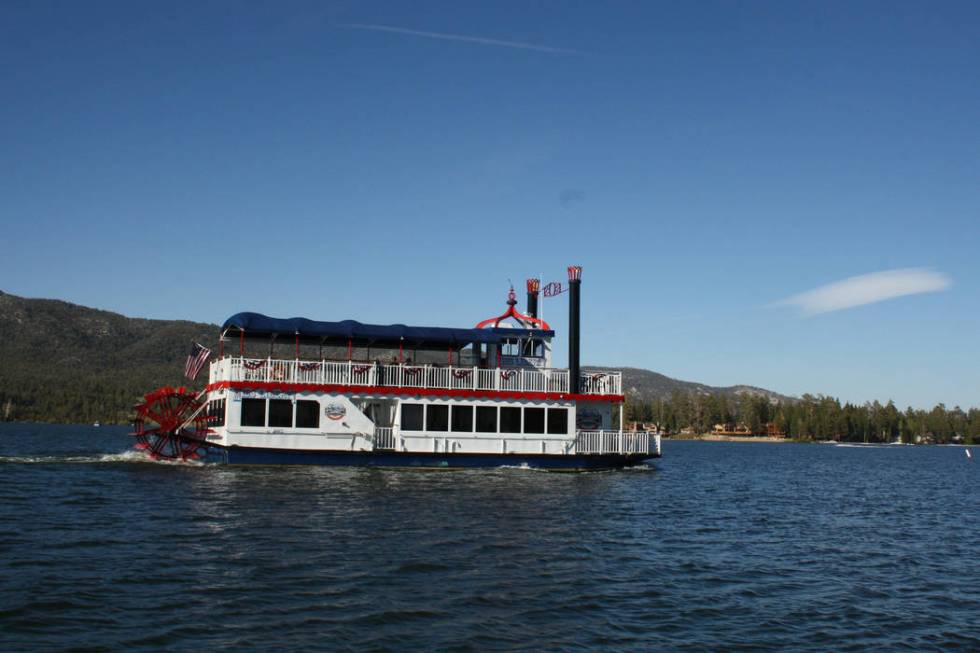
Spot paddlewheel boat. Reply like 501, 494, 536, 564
132, 267, 661, 470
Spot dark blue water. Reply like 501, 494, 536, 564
1, 424, 978, 651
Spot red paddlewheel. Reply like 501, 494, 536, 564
131, 386, 211, 461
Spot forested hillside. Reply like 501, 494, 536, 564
0, 291, 216, 423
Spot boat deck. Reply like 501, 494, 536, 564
208, 357, 623, 397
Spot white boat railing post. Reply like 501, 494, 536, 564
214, 356, 624, 401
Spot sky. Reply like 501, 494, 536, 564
1, 1, 978, 409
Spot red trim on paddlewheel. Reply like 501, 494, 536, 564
130, 386, 211, 461
206, 380, 623, 403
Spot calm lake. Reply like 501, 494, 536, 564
1, 423, 978, 651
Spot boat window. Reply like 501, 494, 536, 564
427, 404, 449, 431
451, 405, 473, 432
476, 406, 497, 433
456, 344, 474, 367
401, 404, 423, 431
241, 398, 266, 427
207, 398, 226, 427
295, 400, 320, 429
500, 407, 521, 433
268, 400, 293, 428
524, 407, 545, 434
522, 339, 545, 358
547, 408, 568, 435
501, 338, 520, 357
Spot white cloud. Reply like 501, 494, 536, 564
338, 23, 580, 55
777, 268, 951, 315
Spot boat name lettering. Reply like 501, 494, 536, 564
237, 391, 293, 400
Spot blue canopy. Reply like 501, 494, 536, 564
222, 312, 509, 346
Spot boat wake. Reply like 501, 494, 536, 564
0, 449, 205, 466
622, 462, 656, 472
496, 463, 546, 472
495, 462, 655, 474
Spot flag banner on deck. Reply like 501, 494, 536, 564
542, 281, 566, 297
184, 343, 211, 380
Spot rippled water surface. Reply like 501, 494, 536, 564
2, 424, 979, 651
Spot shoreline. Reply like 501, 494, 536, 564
668, 434, 794, 443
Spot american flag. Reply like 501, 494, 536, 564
542, 281, 566, 297
184, 342, 211, 380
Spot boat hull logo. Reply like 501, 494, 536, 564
325, 402, 346, 421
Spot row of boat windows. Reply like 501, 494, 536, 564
240, 399, 321, 429
400, 404, 568, 435
218, 397, 569, 434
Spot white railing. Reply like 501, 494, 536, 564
210, 357, 622, 396
574, 430, 662, 456
580, 371, 619, 396
373, 427, 396, 451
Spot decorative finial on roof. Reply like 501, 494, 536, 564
474, 285, 552, 331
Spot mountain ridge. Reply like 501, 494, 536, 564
0, 290, 791, 423
606, 366, 794, 404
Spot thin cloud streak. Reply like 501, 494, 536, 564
339, 23, 581, 55
777, 268, 951, 315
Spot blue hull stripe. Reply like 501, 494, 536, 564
203, 445, 659, 470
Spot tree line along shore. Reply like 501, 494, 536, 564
623, 392, 980, 445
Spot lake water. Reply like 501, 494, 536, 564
1, 423, 978, 651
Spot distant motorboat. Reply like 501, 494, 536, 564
93, 421, 101, 428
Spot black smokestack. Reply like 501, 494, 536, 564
526, 278, 540, 319
568, 266, 582, 394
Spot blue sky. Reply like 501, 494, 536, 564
1, 1, 977, 408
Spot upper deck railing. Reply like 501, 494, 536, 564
209, 357, 622, 396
